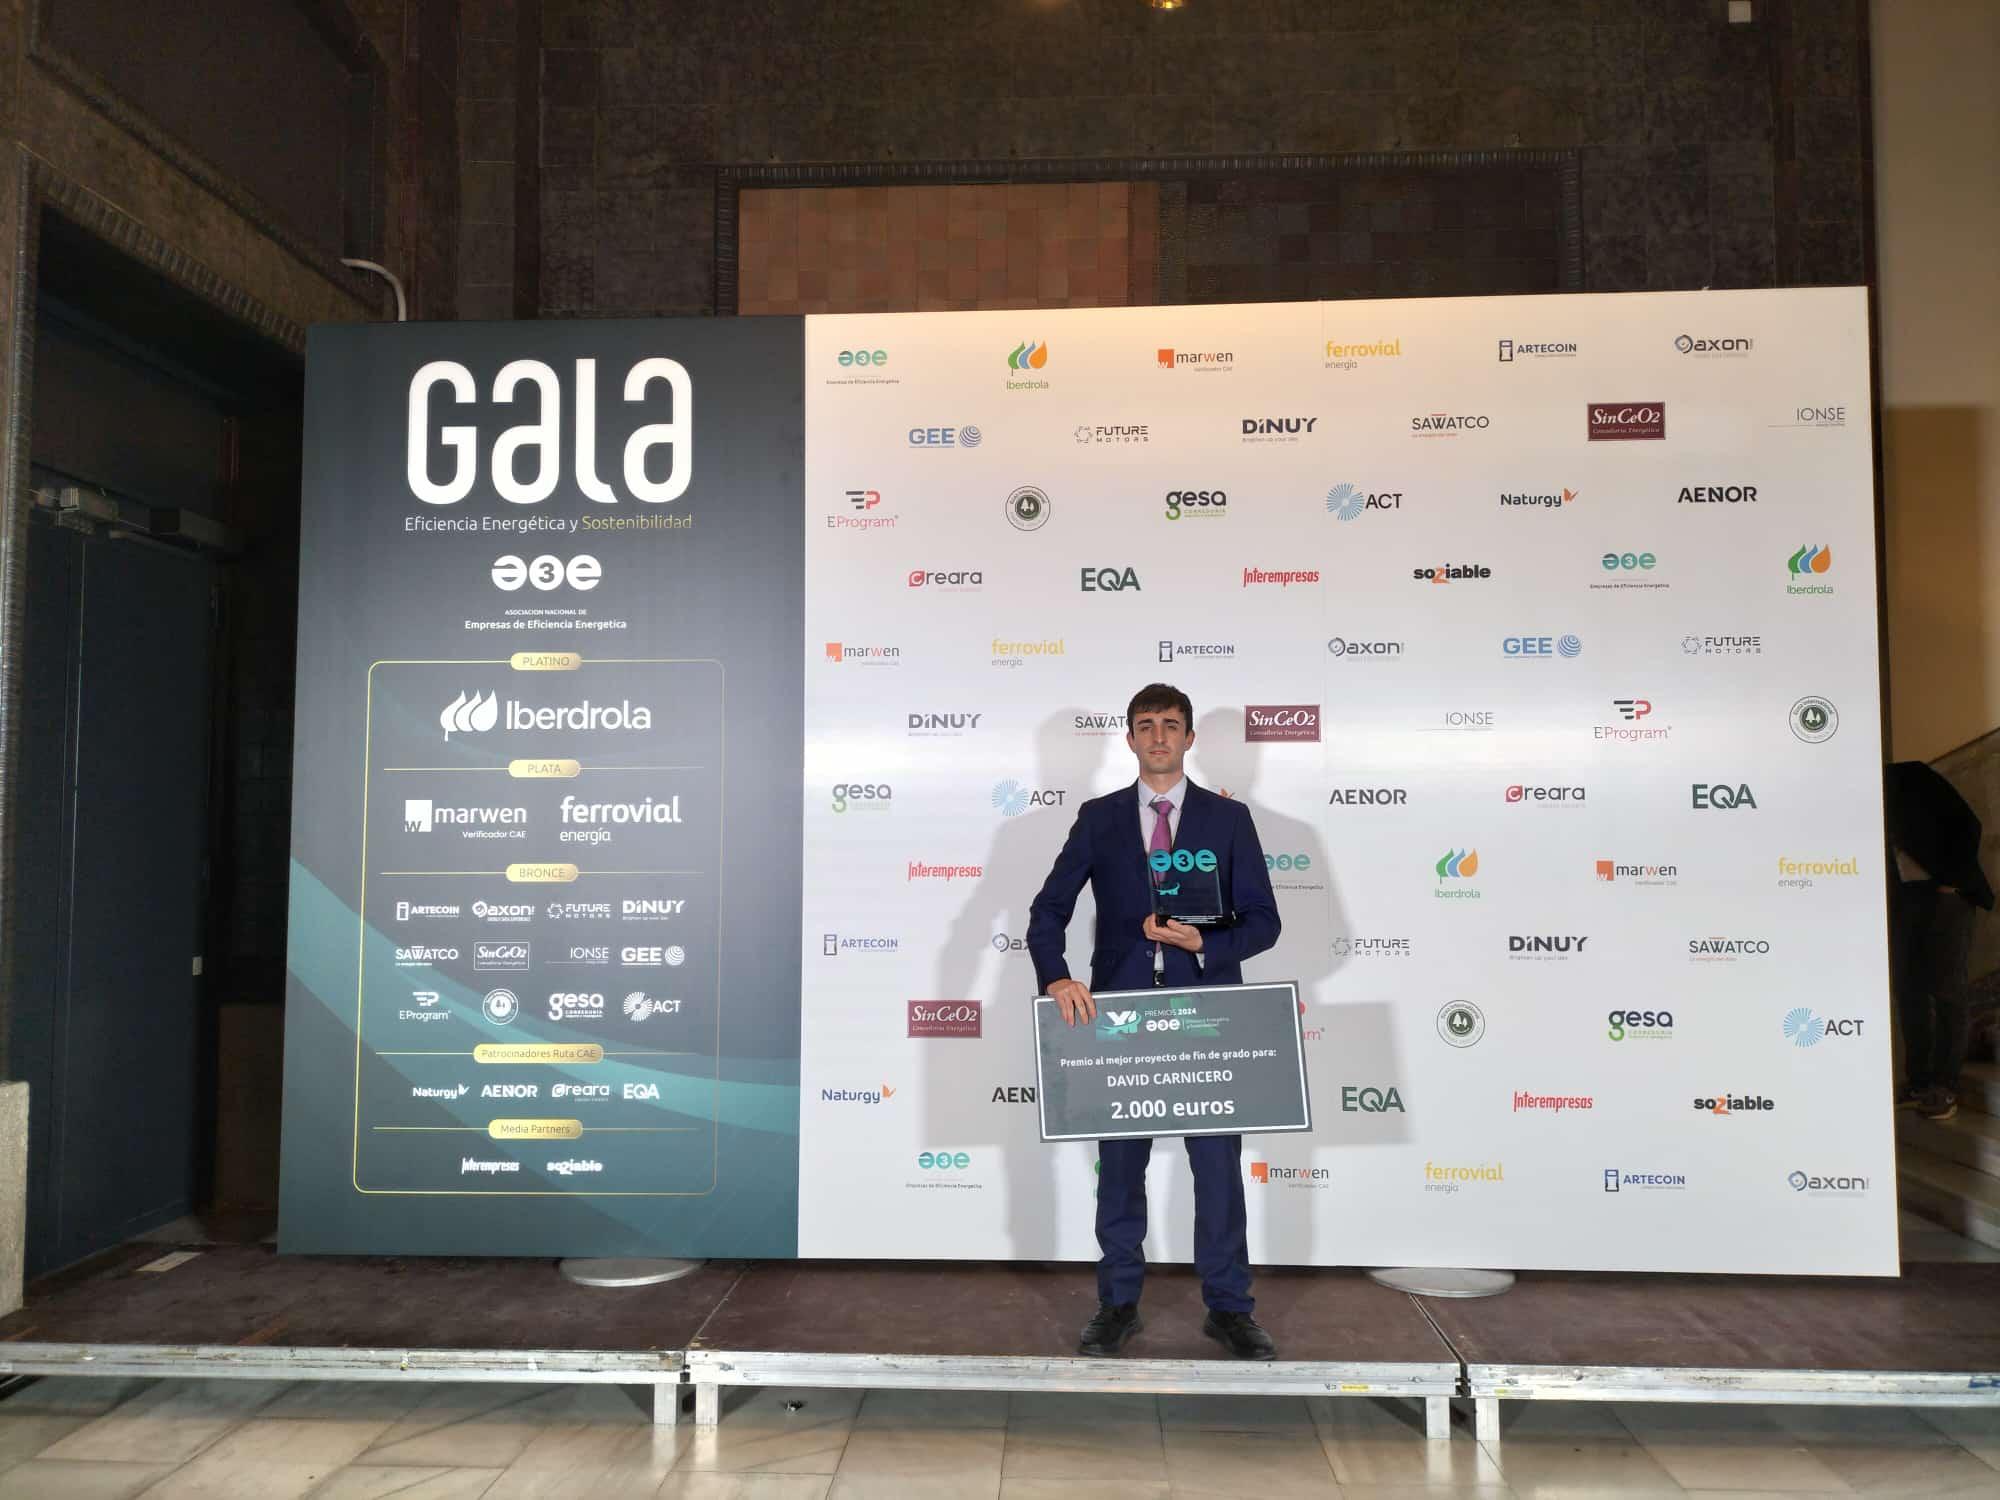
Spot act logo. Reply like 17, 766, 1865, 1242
1783, 1007, 1863, 1046
1791, 696, 1838, 742
1081, 565, 1142, 592
1340, 1085, 1405, 1112
1440, 1004, 1488, 1048
1786, 544, 1835, 595
991, 780, 1067, 816
1005, 486, 1050, 530
1325, 483, 1403, 520
1691, 782, 1756, 810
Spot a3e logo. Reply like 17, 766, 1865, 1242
1149, 848, 1218, 874
492, 554, 602, 591
837, 349, 887, 367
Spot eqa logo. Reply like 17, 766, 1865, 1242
1791, 696, 1838, 742
1340, 1085, 1405, 1112
1691, 783, 1756, 810
1081, 566, 1141, 592
1005, 485, 1050, 530
1786, 544, 1834, 595
991, 780, 1066, 816
1437, 1001, 1486, 1047
1325, 483, 1403, 521
1783, 1007, 1863, 1046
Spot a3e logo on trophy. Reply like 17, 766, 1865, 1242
491, 554, 601, 591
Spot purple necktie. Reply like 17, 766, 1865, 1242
1149, 796, 1173, 886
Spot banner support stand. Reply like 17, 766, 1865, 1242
559, 1258, 707, 1288
1367, 1267, 1515, 1298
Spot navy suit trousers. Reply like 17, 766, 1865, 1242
1095, 1132, 1252, 1313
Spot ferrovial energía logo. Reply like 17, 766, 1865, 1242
1776, 855, 1858, 889
1437, 1000, 1485, 1046
1423, 1160, 1502, 1193
1324, 337, 1401, 371
557, 794, 682, 845
1783, 1007, 1864, 1047
1588, 403, 1665, 441
1608, 1008, 1673, 1041
991, 637, 1063, 667
1325, 483, 1404, 521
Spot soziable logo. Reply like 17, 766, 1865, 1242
1786, 544, 1834, 595
1415, 563, 1492, 584
1325, 483, 1403, 521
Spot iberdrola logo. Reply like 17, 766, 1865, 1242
1007, 340, 1049, 371
1786, 544, 1833, 596
1434, 849, 1481, 901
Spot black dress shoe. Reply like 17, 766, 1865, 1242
1078, 1301, 1142, 1356
1203, 1309, 1277, 1361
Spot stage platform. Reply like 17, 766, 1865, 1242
5, 1246, 2000, 1446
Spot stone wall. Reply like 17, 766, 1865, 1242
462, 0, 1874, 319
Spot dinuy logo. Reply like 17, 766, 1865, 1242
439, 690, 498, 738
1241, 416, 1317, 444
1325, 483, 1404, 520
1786, 544, 1834, 595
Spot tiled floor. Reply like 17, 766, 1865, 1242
8, 1375, 2000, 1499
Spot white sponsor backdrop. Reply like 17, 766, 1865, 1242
797, 287, 1894, 1275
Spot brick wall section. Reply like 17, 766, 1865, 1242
738, 181, 1158, 315
459, 0, 517, 318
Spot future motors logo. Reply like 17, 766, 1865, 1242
1786, 544, 1834, 595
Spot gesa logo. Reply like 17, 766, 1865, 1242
1164, 489, 1226, 520
407, 357, 690, 505
1081, 566, 1141, 592
1692, 782, 1756, 809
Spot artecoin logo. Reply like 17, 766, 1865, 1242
1786, 544, 1834, 595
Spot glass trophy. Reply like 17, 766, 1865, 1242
1149, 848, 1234, 927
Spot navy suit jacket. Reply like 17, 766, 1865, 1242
1027, 781, 1281, 994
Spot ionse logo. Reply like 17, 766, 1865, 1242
1676, 333, 1754, 357
1005, 485, 1050, 530
1499, 487, 1576, 510
1439, 709, 1494, 730
1776, 405, 1847, 429
1241, 416, 1318, 443
1410, 412, 1490, 435
992, 779, 1067, 815
1791, 696, 1839, 742
1692, 782, 1756, 810
1783, 1007, 1864, 1047
1164, 488, 1226, 521
1440, 1004, 1488, 1048
1158, 347, 1235, 372
1588, 403, 1665, 441
1414, 562, 1492, 584
1608, 1008, 1673, 1041
1323, 337, 1402, 370
831, 781, 891, 813
1786, 544, 1834, 595
1245, 705, 1320, 743
908, 425, 981, 448
1325, 483, 1404, 521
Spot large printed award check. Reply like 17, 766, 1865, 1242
1033, 982, 1312, 1142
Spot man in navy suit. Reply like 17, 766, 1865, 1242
1027, 683, 1282, 1360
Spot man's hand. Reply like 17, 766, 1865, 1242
1048, 978, 1095, 1027
1143, 914, 1204, 953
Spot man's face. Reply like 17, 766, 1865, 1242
1127, 708, 1193, 779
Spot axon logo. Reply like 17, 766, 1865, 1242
1691, 782, 1756, 810
1676, 333, 1754, 357
1328, 636, 1403, 658
1789, 1169, 1868, 1195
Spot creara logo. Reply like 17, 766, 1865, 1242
1436, 849, 1479, 880
1006, 341, 1049, 371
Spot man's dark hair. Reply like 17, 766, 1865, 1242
1126, 682, 1194, 730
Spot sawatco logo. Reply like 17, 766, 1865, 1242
1074, 710, 1126, 735
1500, 488, 1576, 510
1596, 859, 1678, 885
1414, 563, 1492, 583
1410, 412, 1490, 435
992, 780, 1066, 815
908, 1001, 982, 1038
1688, 936, 1771, 961
1242, 567, 1319, 588
1325, 483, 1404, 521
825, 641, 902, 665
1676, 333, 1754, 357
1423, 1160, 1502, 1193
908, 425, 980, 448
1340, 1085, 1405, 1112
1437, 1001, 1485, 1047
1081, 566, 1142, 592
441, 692, 652, 736
1608, 1008, 1673, 1041
1588, 403, 1665, 441
1786, 544, 1834, 595
395, 944, 459, 967
1692, 782, 1756, 809
1783, 1007, 1864, 1047
1005, 340, 1050, 389
1241, 416, 1318, 443
1164, 488, 1226, 521
405, 356, 691, 506
1324, 337, 1401, 370
1503, 634, 1583, 658
1246, 705, 1320, 743
1696, 1092, 1775, 1115
831, 782, 891, 813
1158, 347, 1235, 371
